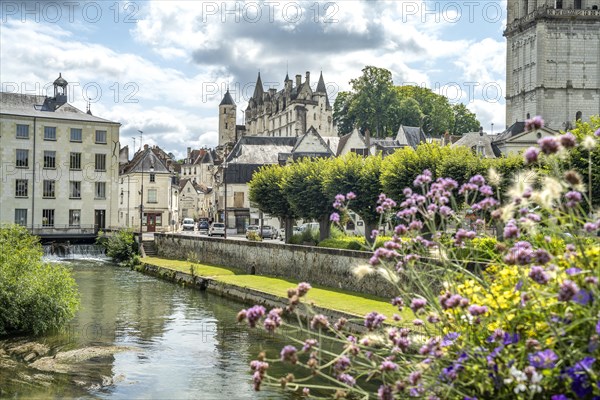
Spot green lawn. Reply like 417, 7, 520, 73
143, 257, 410, 320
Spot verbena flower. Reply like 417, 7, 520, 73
528, 349, 558, 369
525, 115, 544, 131
280, 345, 298, 364
538, 137, 560, 154
364, 311, 386, 330
558, 280, 579, 302
524, 147, 540, 164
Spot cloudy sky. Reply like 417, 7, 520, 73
1, 0, 507, 159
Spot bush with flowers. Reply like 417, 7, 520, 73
236, 116, 600, 399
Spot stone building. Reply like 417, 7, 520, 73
0, 74, 120, 238
118, 145, 179, 233
505, 0, 600, 130
218, 71, 333, 147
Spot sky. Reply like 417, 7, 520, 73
0, 0, 508, 159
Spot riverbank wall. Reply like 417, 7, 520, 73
153, 233, 397, 299
136, 261, 372, 333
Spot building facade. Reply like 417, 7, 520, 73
505, 0, 600, 130
118, 145, 179, 233
0, 75, 120, 237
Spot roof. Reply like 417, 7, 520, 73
396, 125, 427, 149
225, 136, 297, 164
452, 131, 498, 158
122, 146, 174, 174
335, 129, 366, 156
53, 73, 68, 87
179, 178, 211, 194
251, 73, 264, 101
219, 89, 235, 106
493, 121, 526, 143
291, 127, 334, 158
0, 92, 120, 124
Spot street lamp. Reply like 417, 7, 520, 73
223, 162, 228, 239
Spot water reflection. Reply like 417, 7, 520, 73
1, 261, 299, 399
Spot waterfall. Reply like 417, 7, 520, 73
42, 243, 107, 261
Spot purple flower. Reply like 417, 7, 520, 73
364, 311, 386, 330
559, 132, 577, 148
442, 332, 460, 347
408, 370, 422, 385
468, 305, 488, 316
334, 355, 351, 372
564, 357, 595, 398
280, 345, 298, 363
538, 136, 560, 154
377, 385, 394, 400
302, 339, 318, 352
551, 396, 569, 400
565, 191, 582, 207
566, 267, 582, 276
245, 305, 266, 328
410, 298, 427, 313
525, 115, 545, 131
380, 360, 398, 371
469, 175, 486, 186
503, 332, 520, 345
413, 169, 433, 186
534, 249, 552, 264
263, 308, 282, 332
503, 221, 520, 239
337, 373, 356, 387
479, 185, 494, 196
297, 282, 312, 296
330, 212, 340, 222
310, 314, 329, 330
558, 280, 579, 302
529, 266, 551, 284
524, 147, 540, 164
346, 191, 356, 200
595, 128, 600, 137
391, 296, 404, 310
573, 289, 592, 306
529, 349, 558, 369
439, 206, 453, 217
584, 222, 599, 233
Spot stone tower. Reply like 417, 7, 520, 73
218, 88, 236, 146
504, 0, 600, 130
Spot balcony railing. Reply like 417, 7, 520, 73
505, 7, 600, 33
28, 224, 99, 236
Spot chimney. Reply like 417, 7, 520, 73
295, 74, 301, 88
305, 71, 310, 87
187, 147, 191, 158
144, 144, 149, 150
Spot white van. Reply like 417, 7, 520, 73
182, 218, 195, 231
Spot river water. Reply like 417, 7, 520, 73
0, 260, 300, 399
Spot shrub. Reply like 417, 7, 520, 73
289, 229, 319, 246
247, 231, 263, 241
97, 229, 138, 265
0, 225, 80, 335
318, 237, 365, 250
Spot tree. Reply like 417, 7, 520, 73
396, 97, 424, 128
452, 103, 481, 135
249, 164, 297, 243
282, 158, 332, 241
395, 85, 455, 137
347, 66, 400, 138
332, 91, 355, 136
565, 116, 600, 210
323, 153, 384, 243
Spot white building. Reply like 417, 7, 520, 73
0, 74, 120, 237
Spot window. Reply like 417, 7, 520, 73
148, 189, 158, 203
44, 126, 56, 140
69, 210, 81, 227
16, 149, 28, 167
14, 209, 27, 226
150, 173, 155, 183
70, 128, 82, 142
42, 209, 55, 227
575, 0, 582, 8
70, 181, 81, 199
95, 182, 106, 199
576, 111, 582, 121
43, 151, 56, 169
16, 124, 29, 138
95, 154, 106, 171
15, 179, 28, 197
95, 130, 107, 144
70, 152, 81, 170
43, 180, 55, 198
556, 0, 563, 8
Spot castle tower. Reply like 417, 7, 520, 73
218, 88, 236, 146
504, 0, 600, 130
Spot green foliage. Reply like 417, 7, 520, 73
288, 230, 319, 246
318, 237, 365, 250
332, 91, 355, 135
451, 103, 481, 135
451, 237, 502, 264
247, 231, 262, 241
0, 225, 80, 335
565, 116, 600, 208
396, 97, 424, 127
249, 164, 296, 220
396, 85, 455, 137
97, 229, 137, 265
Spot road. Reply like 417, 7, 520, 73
167, 230, 286, 243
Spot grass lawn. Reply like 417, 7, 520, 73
143, 257, 410, 320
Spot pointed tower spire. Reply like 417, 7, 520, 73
219, 87, 235, 106
252, 72, 264, 101
316, 71, 327, 93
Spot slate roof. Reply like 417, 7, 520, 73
396, 125, 427, 149
291, 127, 334, 158
225, 136, 297, 164
179, 178, 211, 194
0, 92, 119, 124
122, 146, 173, 174
219, 89, 235, 106
452, 131, 498, 158
493, 121, 526, 143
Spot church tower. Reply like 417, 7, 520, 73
504, 0, 600, 130
218, 88, 236, 146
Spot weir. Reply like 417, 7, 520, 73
42, 243, 107, 260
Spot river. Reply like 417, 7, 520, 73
0, 259, 302, 399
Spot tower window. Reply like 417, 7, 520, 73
225, 123, 228, 129
224, 109, 226, 114
576, 111, 582, 121
523, 0, 529, 16
593, 5, 599, 10
556, 0, 563, 8
527, 113, 531, 119
575, 0, 582, 8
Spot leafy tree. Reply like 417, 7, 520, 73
395, 85, 455, 137
282, 158, 332, 241
0, 225, 80, 335
332, 91, 355, 136
452, 103, 481, 135
249, 164, 297, 243
347, 66, 400, 138
97, 229, 138, 266
396, 97, 424, 128
323, 153, 384, 243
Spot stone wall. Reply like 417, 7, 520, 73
154, 233, 398, 299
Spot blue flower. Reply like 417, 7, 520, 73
441, 332, 460, 347
564, 357, 595, 398
529, 349, 558, 369
503, 332, 520, 345
573, 289, 592, 306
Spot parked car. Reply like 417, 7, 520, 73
209, 222, 226, 237
197, 221, 209, 234
299, 222, 319, 232
246, 225, 259, 239
182, 218, 195, 231
260, 225, 275, 239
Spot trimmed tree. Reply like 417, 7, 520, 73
249, 164, 297, 243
